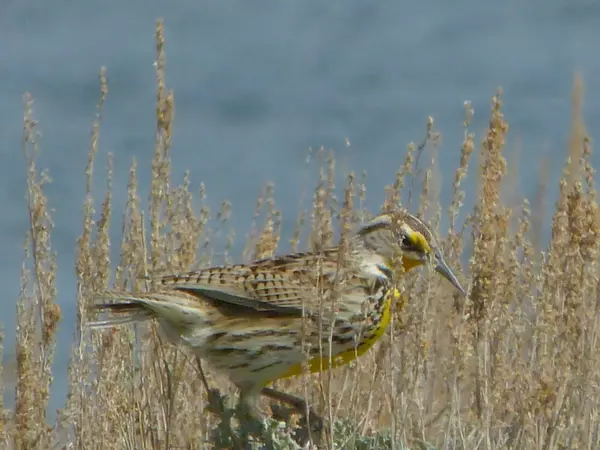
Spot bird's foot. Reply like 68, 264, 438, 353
262, 387, 324, 447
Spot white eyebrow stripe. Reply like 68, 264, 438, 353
401, 224, 415, 234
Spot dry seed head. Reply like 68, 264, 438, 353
386, 141, 416, 210
12, 32, 600, 449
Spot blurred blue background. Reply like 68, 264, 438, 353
1, 0, 599, 415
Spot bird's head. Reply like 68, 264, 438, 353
356, 210, 466, 295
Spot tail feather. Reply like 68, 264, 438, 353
88, 298, 155, 329
87, 311, 153, 329
87, 290, 207, 331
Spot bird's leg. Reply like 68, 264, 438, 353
238, 385, 281, 429
261, 386, 324, 444
193, 358, 247, 449
262, 387, 309, 413
235, 387, 285, 448
237, 389, 266, 422
194, 357, 231, 417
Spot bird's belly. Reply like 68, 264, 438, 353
190, 320, 306, 387
277, 293, 393, 379
178, 291, 395, 386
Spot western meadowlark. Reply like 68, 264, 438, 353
89, 210, 465, 421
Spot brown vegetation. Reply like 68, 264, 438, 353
2, 19, 599, 449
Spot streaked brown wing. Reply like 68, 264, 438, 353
156, 250, 346, 314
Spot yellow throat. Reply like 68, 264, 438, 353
276, 287, 405, 380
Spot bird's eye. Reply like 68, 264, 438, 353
401, 235, 413, 248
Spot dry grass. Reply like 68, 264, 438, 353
2, 19, 600, 449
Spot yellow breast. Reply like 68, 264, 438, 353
276, 288, 401, 380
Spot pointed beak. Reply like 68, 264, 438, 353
434, 254, 466, 296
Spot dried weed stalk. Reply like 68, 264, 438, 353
5, 20, 600, 450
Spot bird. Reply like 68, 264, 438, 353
88, 210, 466, 422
